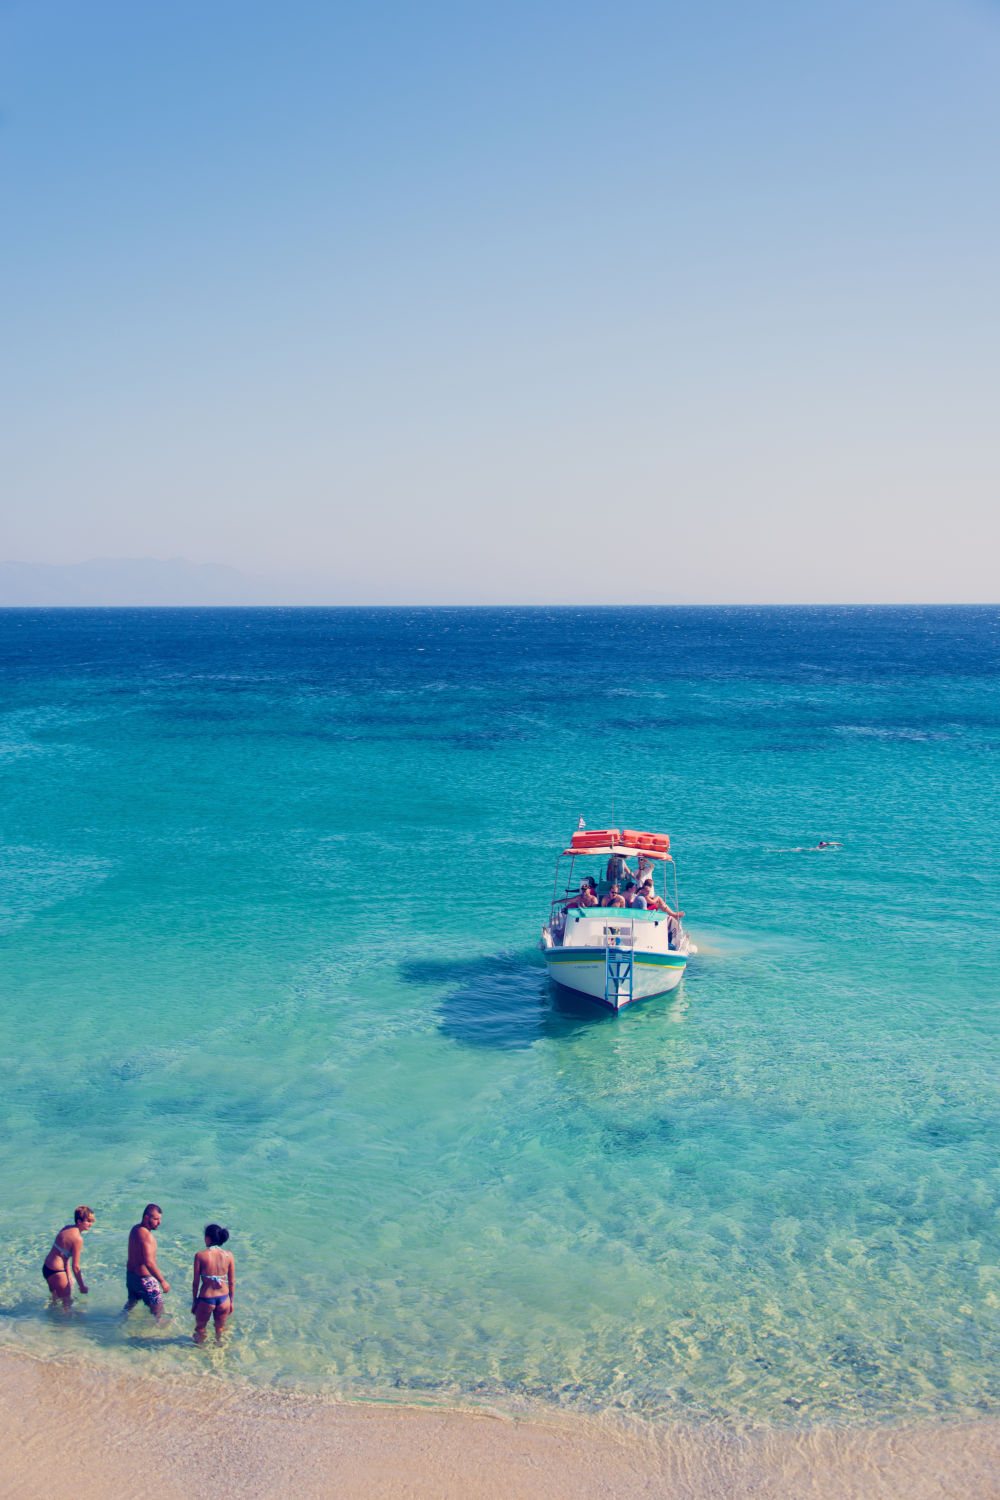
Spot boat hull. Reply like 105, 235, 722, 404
543, 947, 687, 1009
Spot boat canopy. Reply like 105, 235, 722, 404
561, 826, 673, 859
560, 845, 672, 860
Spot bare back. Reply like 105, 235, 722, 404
194, 1247, 233, 1296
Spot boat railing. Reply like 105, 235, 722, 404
551, 906, 680, 943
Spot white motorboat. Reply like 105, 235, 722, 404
540, 826, 695, 1011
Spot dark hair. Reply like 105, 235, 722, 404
204, 1223, 229, 1246
143, 1203, 161, 1217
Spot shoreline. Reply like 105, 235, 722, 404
3, 1347, 1000, 1499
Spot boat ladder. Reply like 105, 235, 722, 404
605, 948, 634, 1008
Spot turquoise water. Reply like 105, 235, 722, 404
1, 606, 999, 1425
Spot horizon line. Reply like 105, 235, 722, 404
1, 601, 997, 611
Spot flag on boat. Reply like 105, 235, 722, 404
578, 815, 586, 829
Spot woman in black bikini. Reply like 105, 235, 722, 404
42, 1205, 95, 1306
191, 1223, 234, 1343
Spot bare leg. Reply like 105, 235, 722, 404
193, 1299, 212, 1344
213, 1300, 232, 1342
45, 1269, 72, 1309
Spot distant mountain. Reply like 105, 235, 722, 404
0, 558, 345, 606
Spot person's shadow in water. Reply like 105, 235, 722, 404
401, 953, 616, 1049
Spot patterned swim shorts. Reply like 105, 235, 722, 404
125, 1270, 163, 1310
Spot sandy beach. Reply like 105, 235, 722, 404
1, 1347, 998, 1500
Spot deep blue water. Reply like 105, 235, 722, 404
1, 606, 999, 1425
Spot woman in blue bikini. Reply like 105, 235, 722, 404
191, 1223, 234, 1343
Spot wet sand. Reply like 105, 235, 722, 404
2, 1349, 999, 1499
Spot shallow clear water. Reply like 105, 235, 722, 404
1, 606, 999, 1425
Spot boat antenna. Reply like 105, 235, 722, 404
610, 784, 615, 829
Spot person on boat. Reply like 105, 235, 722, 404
606, 855, 630, 886
192, 1223, 234, 1344
125, 1203, 170, 1318
42, 1205, 94, 1306
624, 882, 646, 909
563, 877, 599, 910
601, 883, 626, 908
642, 881, 683, 920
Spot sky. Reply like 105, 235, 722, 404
2, 0, 999, 603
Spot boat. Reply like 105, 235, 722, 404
539, 826, 695, 1010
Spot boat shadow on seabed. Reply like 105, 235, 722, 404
399, 953, 617, 1050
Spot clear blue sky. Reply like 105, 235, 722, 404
3, 0, 999, 602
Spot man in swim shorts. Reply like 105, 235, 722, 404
125, 1203, 170, 1317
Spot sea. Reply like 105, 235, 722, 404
1, 605, 999, 1431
